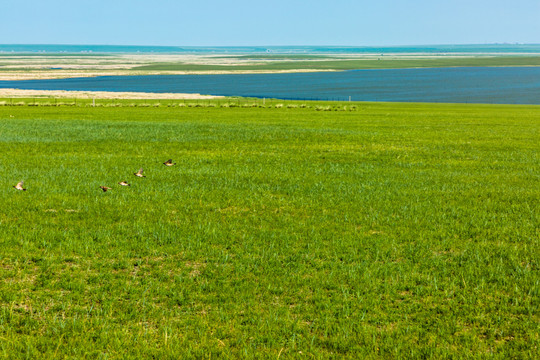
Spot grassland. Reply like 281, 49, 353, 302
0, 100, 538, 358
132, 56, 540, 71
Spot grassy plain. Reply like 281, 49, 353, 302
133, 56, 540, 71
0, 100, 538, 358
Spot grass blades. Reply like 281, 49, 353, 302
0, 102, 538, 358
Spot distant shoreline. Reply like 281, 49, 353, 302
1, 51, 539, 80
2, 50, 539, 105
2, 43, 540, 54
0, 69, 337, 81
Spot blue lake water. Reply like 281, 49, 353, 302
2, 44, 540, 54
1, 67, 540, 104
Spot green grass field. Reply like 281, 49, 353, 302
0, 100, 538, 358
133, 56, 540, 71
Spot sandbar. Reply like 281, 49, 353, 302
0, 88, 223, 99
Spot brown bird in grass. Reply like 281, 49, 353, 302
163, 159, 176, 166
100, 186, 112, 192
118, 181, 130, 186
133, 168, 146, 178
13, 181, 26, 191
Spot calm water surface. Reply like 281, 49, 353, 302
1, 67, 540, 104
3, 44, 540, 54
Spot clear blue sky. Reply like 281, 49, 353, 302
2, 0, 539, 46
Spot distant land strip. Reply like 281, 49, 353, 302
1, 54, 540, 80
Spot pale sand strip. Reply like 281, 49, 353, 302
0, 69, 336, 81
0, 88, 224, 99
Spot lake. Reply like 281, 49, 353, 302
3, 44, 540, 54
1, 67, 540, 104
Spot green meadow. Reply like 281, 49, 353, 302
133, 56, 540, 71
0, 100, 538, 358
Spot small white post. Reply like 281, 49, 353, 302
349, 96, 351, 102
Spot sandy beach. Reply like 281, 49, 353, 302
0, 88, 224, 99
0, 69, 337, 81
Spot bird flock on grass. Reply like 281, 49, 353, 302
13, 159, 176, 193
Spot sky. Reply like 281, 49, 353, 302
1, 0, 539, 46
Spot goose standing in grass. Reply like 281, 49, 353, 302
100, 186, 112, 192
13, 181, 26, 191
163, 159, 176, 166
118, 181, 130, 186
134, 168, 146, 178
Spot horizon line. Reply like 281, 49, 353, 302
1, 43, 539, 48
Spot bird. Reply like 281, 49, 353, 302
100, 186, 112, 192
163, 159, 176, 166
118, 181, 130, 186
13, 181, 26, 191
133, 168, 146, 177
